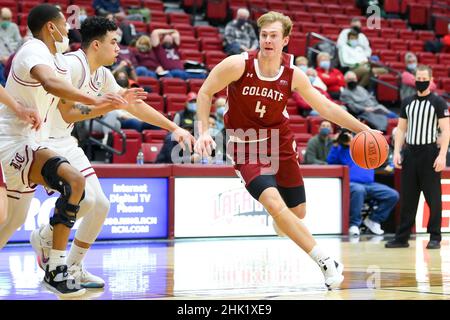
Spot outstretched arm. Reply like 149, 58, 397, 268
293, 66, 370, 133
0, 85, 41, 130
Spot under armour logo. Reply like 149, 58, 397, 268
280, 80, 288, 86
246, 73, 253, 78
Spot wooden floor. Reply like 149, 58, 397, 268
1, 234, 450, 300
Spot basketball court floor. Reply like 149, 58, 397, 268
1, 234, 449, 300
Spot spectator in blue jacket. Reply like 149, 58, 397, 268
93, 0, 122, 16
327, 130, 399, 236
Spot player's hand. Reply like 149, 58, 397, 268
94, 93, 127, 108
393, 152, 402, 169
194, 132, 216, 157
120, 88, 148, 108
15, 102, 42, 130
433, 154, 446, 172
172, 127, 196, 153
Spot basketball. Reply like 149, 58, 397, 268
350, 131, 389, 169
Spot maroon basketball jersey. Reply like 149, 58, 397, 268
224, 51, 294, 137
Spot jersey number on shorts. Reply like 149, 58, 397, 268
255, 101, 267, 118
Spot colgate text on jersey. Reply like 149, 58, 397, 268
242, 86, 284, 101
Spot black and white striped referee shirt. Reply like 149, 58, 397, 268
400, 93, 449, 145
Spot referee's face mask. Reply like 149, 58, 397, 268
415, 69, 431, 93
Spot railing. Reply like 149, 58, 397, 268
86, 118, 127, 161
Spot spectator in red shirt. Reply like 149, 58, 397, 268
315, 52, 345, 100
133, 35, 167, 79
151, 28, 207, 80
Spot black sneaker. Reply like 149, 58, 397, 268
385, 239, 409, 248
43, 265, 86, 297
426, 240, 441, 249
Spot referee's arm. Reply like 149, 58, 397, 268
393, 118, 408, 169
435, 118, 449, 172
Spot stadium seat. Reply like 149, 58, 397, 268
141, 142, 164, 163
408, 3, 429, 26
290, 124, 308, 134
187, 79, 205, 93
172, 23, 196, 38
206, 0, 227, 22
307, 116, 325, 135
416, 30, 435, 41
137, 77, 160, 94
143, 0, 165, 11
179, 49, 204, 64
168, 12, 191, 25
204, 50, 226, 66
160, 78, 188, 95
293, 133, 313, 144
384, 0, 401, 14
389, 39, 409, 51
437, 53, 450, 65
417, 52, 437, 64
179, 37, 200, 51
376, 74, 400, 104
200, 38, 223, 51
386, 118, 398, 136
149, 11, 167, 23
144, 93, 165, 113
195, 25, 219, 38
407, 40, 424, 52
440, 78, 450, 92
112, 129, 142, 164
143, 129, 168, 142
165, 93, 187, 114
398, 30, 417, 41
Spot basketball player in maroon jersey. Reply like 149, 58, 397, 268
195, 11, 374, 289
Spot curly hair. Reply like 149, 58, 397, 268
80, 16, 118, 49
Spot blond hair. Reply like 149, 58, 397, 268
136, 35, 152, 48
257, 11, 293, 37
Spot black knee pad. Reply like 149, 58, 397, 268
278, 185, 306, 208
50, 197, 80, 228
41, 156, 71, 196
246, 175, 278, 201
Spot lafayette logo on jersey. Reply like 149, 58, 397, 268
415, 179, 450, 232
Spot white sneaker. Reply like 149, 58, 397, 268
272, 220, 286, 237
319, 257, 344, 290
363, 217, 384, 235
30, 225, 52, 271
68, 263, 105, 289
349, 225, 360, 236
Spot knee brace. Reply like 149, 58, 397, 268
42, 156, 84, 228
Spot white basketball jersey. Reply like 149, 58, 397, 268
0, 39, 70, 143
46, 49, 122, 139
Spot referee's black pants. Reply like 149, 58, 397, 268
396, 143, 442, 242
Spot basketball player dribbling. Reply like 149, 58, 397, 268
0, 84, 41, 223
195, 11, 374, 289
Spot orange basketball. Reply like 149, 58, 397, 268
350, 131, 389, 169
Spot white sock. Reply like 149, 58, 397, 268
308, 245, 330, 266
49, 249, 66, 271
66, 243, 89, 267
40, 224, 53, 241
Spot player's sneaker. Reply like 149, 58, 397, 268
272, 220, 287, 237
68, 263, 105, 289
30, 225, 52, 270
363, 217, 384, 235
43, 265, 86, 297
319, 257, 344, 290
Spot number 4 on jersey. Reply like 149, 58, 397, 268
255, 101, 267, 118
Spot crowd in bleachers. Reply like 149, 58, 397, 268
0, 0, 449, 167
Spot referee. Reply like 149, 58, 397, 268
386, 65, 449, 249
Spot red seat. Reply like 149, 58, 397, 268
398, 30, 417, 41
385, 61, 406, 72
179, 49, 204, 64
299, 22, 321, 34
290, 123, 308, 134
294, 12, 314, 24
289, 115, 307, 125
204, 50, 226, 66
437, 53, 450, 65
133, 21, 149, 34
143, 0, 165, 12
160, 78, 187, 95
200, 38, 223, 51
306, 2, 326, 13
137, 77, 160, 94
143, 129, 168, 142
407, 40, 424, 52
378, 50, 399, 63
408, 3, 429, 25
195, 25, 219, 38
267, 0, 286, 11
370, 38, 387, 51
121, 0, 142, 8
389, 39, 408, 51
417, 52, 437, 64
380, 28, 397, 39
186, 78, 204, 93
179, 37, 200, 51
144, 93, 165, 113
112, 129, 142, 164
384, 0, 401, 14
307, 116, 325, 135
361, 27, 380, 39
20, 1, 40, 13
141, 142, 164, 163
206, 0, 227, 22
293, 133, 312, 144
387, 118, 398, 136
313, 13, 330, 24
149, 22, 171, 32
324, 4, 345, 15
287, 36, 305, 56
440, 78, 450, 92
168, 12, 191, 25
165, 93, 187, 114
321, 24, 341, 36
149, 10, 167, 23
416, 30, 435, 41
182, 0, 203, 9
172, 23, 195, 38
376, 74, 400, 103
430, 64, 448, 78
434, 14, 450, 36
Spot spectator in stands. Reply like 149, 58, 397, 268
304, 120, 334, 165
224, 8, 258, 55
151, 28, 207, 80
425, 23, 450, 53
0, 8, 21, 84
93, 0, 122, 16
295, 56, 309, 73
327, 129, 399, 236
400, 52, 437, 100
316, 52, 346, 99
337, 17, 372, 58
293, 68, 339, 117
338, 30, 372, 87
134, 35, 167, 79
173, 92, 198, 127
114, 11, 138, 46
340, 71, 397, 132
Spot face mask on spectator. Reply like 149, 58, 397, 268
352, 26, 361, 33
319, 60, 331, 70
216, 106, 225, 117
236, 18, 246, 28
137, 44, 150, 52
299, 65, 308, 73
347, 80, 357, 90
319, 127, 330, 136
308, 76, 316, 84
415, 80, 430, 93
116, 78, 129, 88
348, 39, 358, 47
79, 14, 87, 23
162, 42, 173, 49
407, 63, 417, 72
187, 102, 197, 112
0, 21, 11, 29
